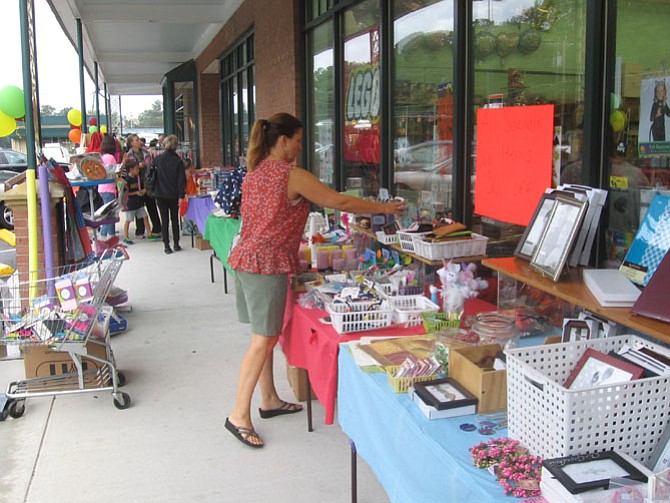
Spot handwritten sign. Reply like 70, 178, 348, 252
474, 105, 554, 226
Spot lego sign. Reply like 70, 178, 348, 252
346, 66, 380, 123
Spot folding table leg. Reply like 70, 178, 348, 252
306, 370, 313, 432
350, 439, 358, 503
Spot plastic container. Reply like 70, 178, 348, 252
388, 295, 439, 327
470, 312, 519, 349
412, 233, 489, 260
325, 300, 393, 334
505, 335, 670, 464
385, 365, 439, 393
396, 231, 431, 253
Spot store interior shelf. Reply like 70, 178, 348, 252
482, 257, 670, 345
350, 224, 485, 265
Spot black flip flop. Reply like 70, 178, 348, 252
224, 417, 264, 448
259, 401, 303, 419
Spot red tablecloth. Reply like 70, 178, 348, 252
279, 296, 497, 425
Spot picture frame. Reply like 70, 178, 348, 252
647, 420, 670, 472
563, 348, 645, 390
514, 191, 560, 261
561, 319, 592, 343
542, 451, 648, 494
413, 378, 477, 411
530, 196, 588, 281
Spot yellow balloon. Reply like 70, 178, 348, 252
0, 110, 17, 137
67, 108, 82, 127
610, 110, 625, 133
100, 125, 107, 134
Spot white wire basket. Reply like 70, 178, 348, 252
375, 231, 399, 246
388, 295, 439, 327
412, 233, 488, 260
325, 300, 392, 334
396, 231, 431, 253
506, 335, 670, 464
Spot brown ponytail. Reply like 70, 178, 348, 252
246, 113, 303, 170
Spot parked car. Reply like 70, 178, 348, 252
393, 140, 453, 192
0, 149, 28, 173
42, 143, 70, 164
0, 170, 22, 230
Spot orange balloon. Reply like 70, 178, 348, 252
68, 128, 82, 144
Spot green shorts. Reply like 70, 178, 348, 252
234, 271, 288, 336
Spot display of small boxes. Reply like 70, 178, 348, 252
448, 344, 507, 413
505, 335, 670, 464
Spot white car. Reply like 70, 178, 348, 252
42, 143, 70, 164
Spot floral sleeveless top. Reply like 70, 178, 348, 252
227, 159, 310, 274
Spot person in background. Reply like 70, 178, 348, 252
98, 134, 119, 240
120, 157, 151, 245
124, 133, 162, 241
85, 131, 103, 153
225, 112, 405, 448
153, 134, 186, 254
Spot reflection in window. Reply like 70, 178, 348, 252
343, 0, 381, 197
220, 32, 255, 167
308, 22, 335, 186
174, 82, 195, 159
604, 0, 670, 267
471, 0, 586, 242
392, 0, 454, 221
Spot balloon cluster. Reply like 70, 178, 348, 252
67, 111, 106, 143
0, 85, 26, 137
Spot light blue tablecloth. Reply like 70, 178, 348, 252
338, 348, 512, 503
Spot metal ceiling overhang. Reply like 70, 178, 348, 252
45, 0, 244, 96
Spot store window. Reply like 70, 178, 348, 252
174, 81, 195, 158
343, 0, 381, 196
308, 21, 335, 186
470, 1, 586, 238
604, 0, 670, 267
220, 32, 255, 166
392, 0, 454, 221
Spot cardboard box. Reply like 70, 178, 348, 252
23, 342, 108, 379
286, 363, 313, 402
195, 235, 213, 250
449, 344, 506, 413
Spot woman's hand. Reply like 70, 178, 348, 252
383, 200, 407, 215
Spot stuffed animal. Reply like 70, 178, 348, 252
436, 261, 488, 313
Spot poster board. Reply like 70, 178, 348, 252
474, 105, 554, 226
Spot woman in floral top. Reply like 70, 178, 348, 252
225, 113, 405, 448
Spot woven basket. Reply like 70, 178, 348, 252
421, 312, 462, 333
385, 365, 439, 393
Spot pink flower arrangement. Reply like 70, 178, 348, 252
469, 437, 542, 499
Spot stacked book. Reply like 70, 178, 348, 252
582, 269, 641, 307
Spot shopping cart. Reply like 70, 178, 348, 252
0, 248, 130, 420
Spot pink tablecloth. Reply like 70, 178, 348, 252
279, 300, 423, 425
279, 296, 498, 425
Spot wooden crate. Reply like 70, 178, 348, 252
449, 344, 506, 413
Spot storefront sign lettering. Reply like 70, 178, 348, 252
346, 67, 380, 123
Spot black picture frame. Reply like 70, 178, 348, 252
413, 378, 477, 411
530, 196, 588, 281
542, 451, 648, 494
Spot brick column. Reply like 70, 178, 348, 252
4, 181, 66, 276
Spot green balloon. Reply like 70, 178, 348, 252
88, 125, 98, 134
0, 85, 25, 119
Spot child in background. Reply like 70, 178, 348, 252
120, 157, 151, 245
179, 158, 198, 217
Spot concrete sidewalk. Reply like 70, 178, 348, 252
0, 238, 387, 503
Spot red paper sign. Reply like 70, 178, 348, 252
474, 105, 554, 226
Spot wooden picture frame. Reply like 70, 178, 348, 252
542, 451, 648, 494
514, 192, 560, 261
530, 196, 588, 281
563, 348, 645, 390
413, 378, 477, 411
